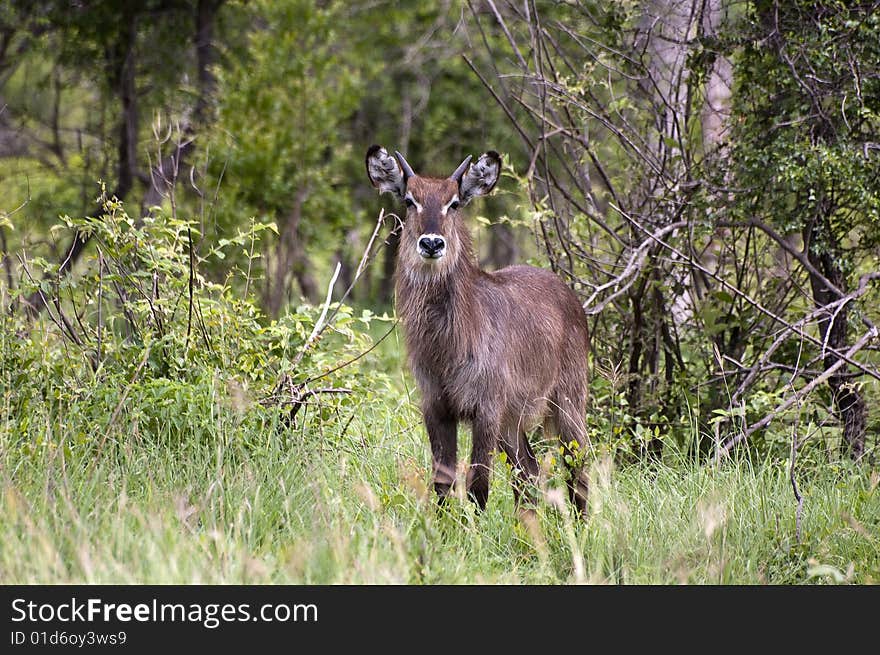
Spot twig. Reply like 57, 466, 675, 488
297, 209, 393, 373
304, 318, 398, 386
97, 248, 104, 364
272, 210, 397, 398
264, 386, 353, 407
730, 273, 878, 404
185, 220, 195, 351
17, 253, 85, 352
716, 217, 844, 300
616, 203, 880, 384
290, 261, 341, 370
353, 208, 388, 282
264, 384, 354, 429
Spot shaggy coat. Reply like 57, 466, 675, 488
366, 146, 590, 515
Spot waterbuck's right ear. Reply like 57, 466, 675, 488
366, 145, 406, 198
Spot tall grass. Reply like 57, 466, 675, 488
2, 360, 877, 584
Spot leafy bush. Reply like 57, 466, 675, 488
2, 189, 391, 457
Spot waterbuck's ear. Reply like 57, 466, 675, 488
457, 151, 501, 205
366, 145, 406, 198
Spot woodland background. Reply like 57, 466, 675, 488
1, 0, 878, 583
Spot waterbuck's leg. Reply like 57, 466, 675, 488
467, 416, 498, 511
424, 400, 458, 504
554, 394, 590, 517
499, 425, 540, 509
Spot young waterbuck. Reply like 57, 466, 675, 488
366, 145, 591, 516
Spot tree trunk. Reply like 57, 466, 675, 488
805, 215, 867, 460
113, 17, 138, 204
624, 0, 696, 453
291, 235, 318, 304
194, 0, 221, 126
484, 222, 517, 270
140, 0, 223, 217
700, 0, 732, 151
636, 0, 694, 170
264, 188, 319, 317
333, 226, 360, 301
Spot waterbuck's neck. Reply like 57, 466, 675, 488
394, 227, 480, 348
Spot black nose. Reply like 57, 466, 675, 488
418, 236, 445, 256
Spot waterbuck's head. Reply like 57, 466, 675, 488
366, 145, 501, 279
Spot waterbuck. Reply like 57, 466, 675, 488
366, 145, 590, 516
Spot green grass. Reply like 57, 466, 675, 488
2, 345, 878, 584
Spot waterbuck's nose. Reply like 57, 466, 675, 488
417, 235, 446, 258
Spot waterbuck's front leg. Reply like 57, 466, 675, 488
423, 399, 458, 504
467, 415, 499, 511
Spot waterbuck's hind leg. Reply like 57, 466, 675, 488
499, 423, 540, 509
553, 393, 590, 518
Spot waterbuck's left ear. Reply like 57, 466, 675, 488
366, 145, 406, 198
456, 151, 501, 205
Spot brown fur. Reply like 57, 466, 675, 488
394, 177, 591, 515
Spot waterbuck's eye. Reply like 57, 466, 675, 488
405, 197, 415, 208
449, 200, 460, 210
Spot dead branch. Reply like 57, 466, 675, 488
262, 384, 353, 425
290, 261, 341, 372
582, 220, 688, 314
730, 272, 880, 404
269, 209, 399, 414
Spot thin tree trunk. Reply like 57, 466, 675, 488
379, 229, 400, 305
264, 188, 319, 316
140, 0, 223, 217
624, 0, 697, 454
291, 228, 318, 303
484, 222, 517, 270
333, 226, 360, 301
0, 224, 12, 308
700, 0, 731, 151
194, 0, 220, 126
805, 215, 867, 459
